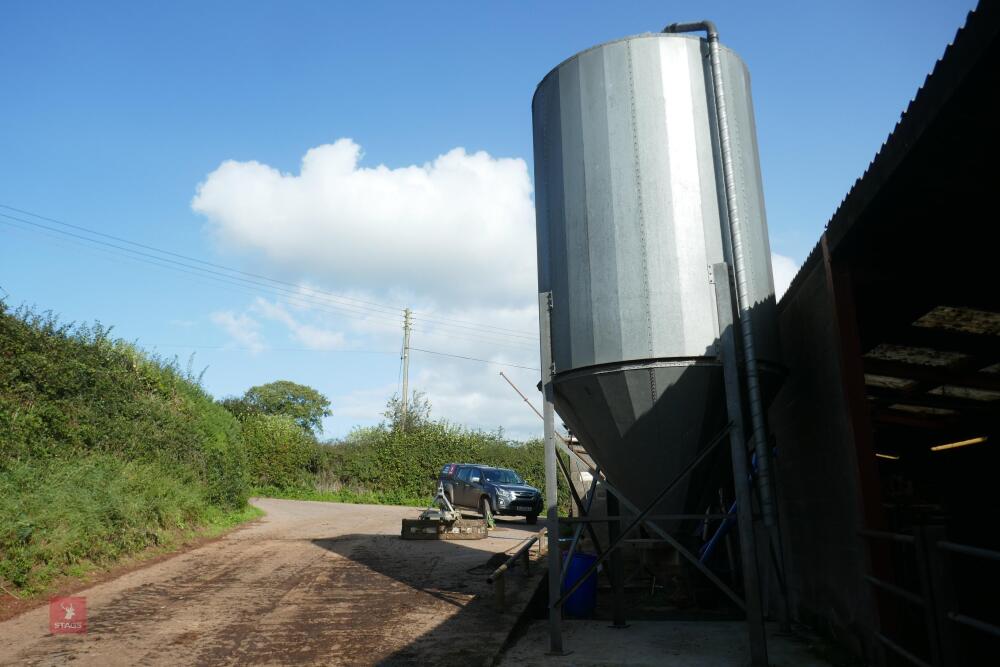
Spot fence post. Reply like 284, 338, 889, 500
918, 526, 959, 666
913, 526, 946, 666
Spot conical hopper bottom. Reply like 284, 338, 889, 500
552, 359, 733, 535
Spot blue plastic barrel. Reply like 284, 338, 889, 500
562, 552, 598, 617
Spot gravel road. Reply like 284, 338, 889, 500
0, 498, 545, 666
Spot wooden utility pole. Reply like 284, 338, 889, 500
400, 308, 412, 429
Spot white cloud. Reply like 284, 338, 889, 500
410, 359, 542, 437
210, 311, 266, 354
192, 139, 536, 308
252, 298, 347, 351
194, 139, 801, 439
770, 253, 799, 300
191, 134, 542, 434
227, 289, 544, 438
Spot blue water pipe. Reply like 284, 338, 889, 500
699, 450, 771, 563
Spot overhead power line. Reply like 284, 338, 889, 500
145, 343, 538, 373
0, 203, 400, 315
148, 344, 396, 354
0, 209, 538, 350
0, 211, 537, 348
0, 212, 398, 319
409, 347, 539, 372
0, 203, 539, 340
0, 214, 413, 335
0, 215, 535, 353
0, 208, 543, 371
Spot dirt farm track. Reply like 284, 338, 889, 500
0, 498, 544, 666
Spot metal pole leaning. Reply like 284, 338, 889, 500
538, 291, 564, 655
713, 262, 769, 666
500, 371, 546, 421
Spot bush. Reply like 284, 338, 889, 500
0, 304, 246, 479
202, 438, 250, 508
240, 414, 318, 491
0, 302, 253, 594
316, 420, 567, 509
0, 455, 222, 592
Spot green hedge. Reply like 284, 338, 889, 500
0, 455, 226, 589
0, 301, 562, 593
240, 413, 318, 490
0, 303, 252, 593
317, 421, 567, 508
0, 305, 249, 507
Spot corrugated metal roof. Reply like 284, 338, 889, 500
776, 1, 1000, 431
780, 1, 1000, 304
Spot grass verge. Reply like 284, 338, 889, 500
0, 455, 261, 598
253, 485, 431, 508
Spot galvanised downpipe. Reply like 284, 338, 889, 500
663, 20, 778, 528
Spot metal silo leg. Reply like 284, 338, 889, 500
606, 490, 628, 628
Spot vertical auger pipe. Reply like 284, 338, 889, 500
663, 20, 777, 527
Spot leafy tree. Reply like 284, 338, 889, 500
223, 380, 332, 436
219, 396, 255, 421
383, 390, 432, 432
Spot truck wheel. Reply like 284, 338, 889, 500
480, 496, 494, 527
526, 513, 538, 525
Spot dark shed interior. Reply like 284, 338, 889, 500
769, 3, 1000, 664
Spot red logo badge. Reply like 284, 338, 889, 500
49, 596, 87, 634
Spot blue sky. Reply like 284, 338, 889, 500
0, 1, 978, 438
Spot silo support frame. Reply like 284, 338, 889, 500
540, 280, 769, 665
605, 489, 628, 629
552, 458, 628, 628
550, 425, 737, 611
555, 457, 605, 559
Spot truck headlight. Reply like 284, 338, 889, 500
497, 488, 514, 499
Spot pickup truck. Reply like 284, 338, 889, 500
438, 463, 542, 524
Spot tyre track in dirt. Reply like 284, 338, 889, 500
0, 498, 545, 666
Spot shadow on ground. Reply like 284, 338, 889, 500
311, 519, 546, 666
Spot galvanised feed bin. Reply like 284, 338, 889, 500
532, 32, 781, 525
